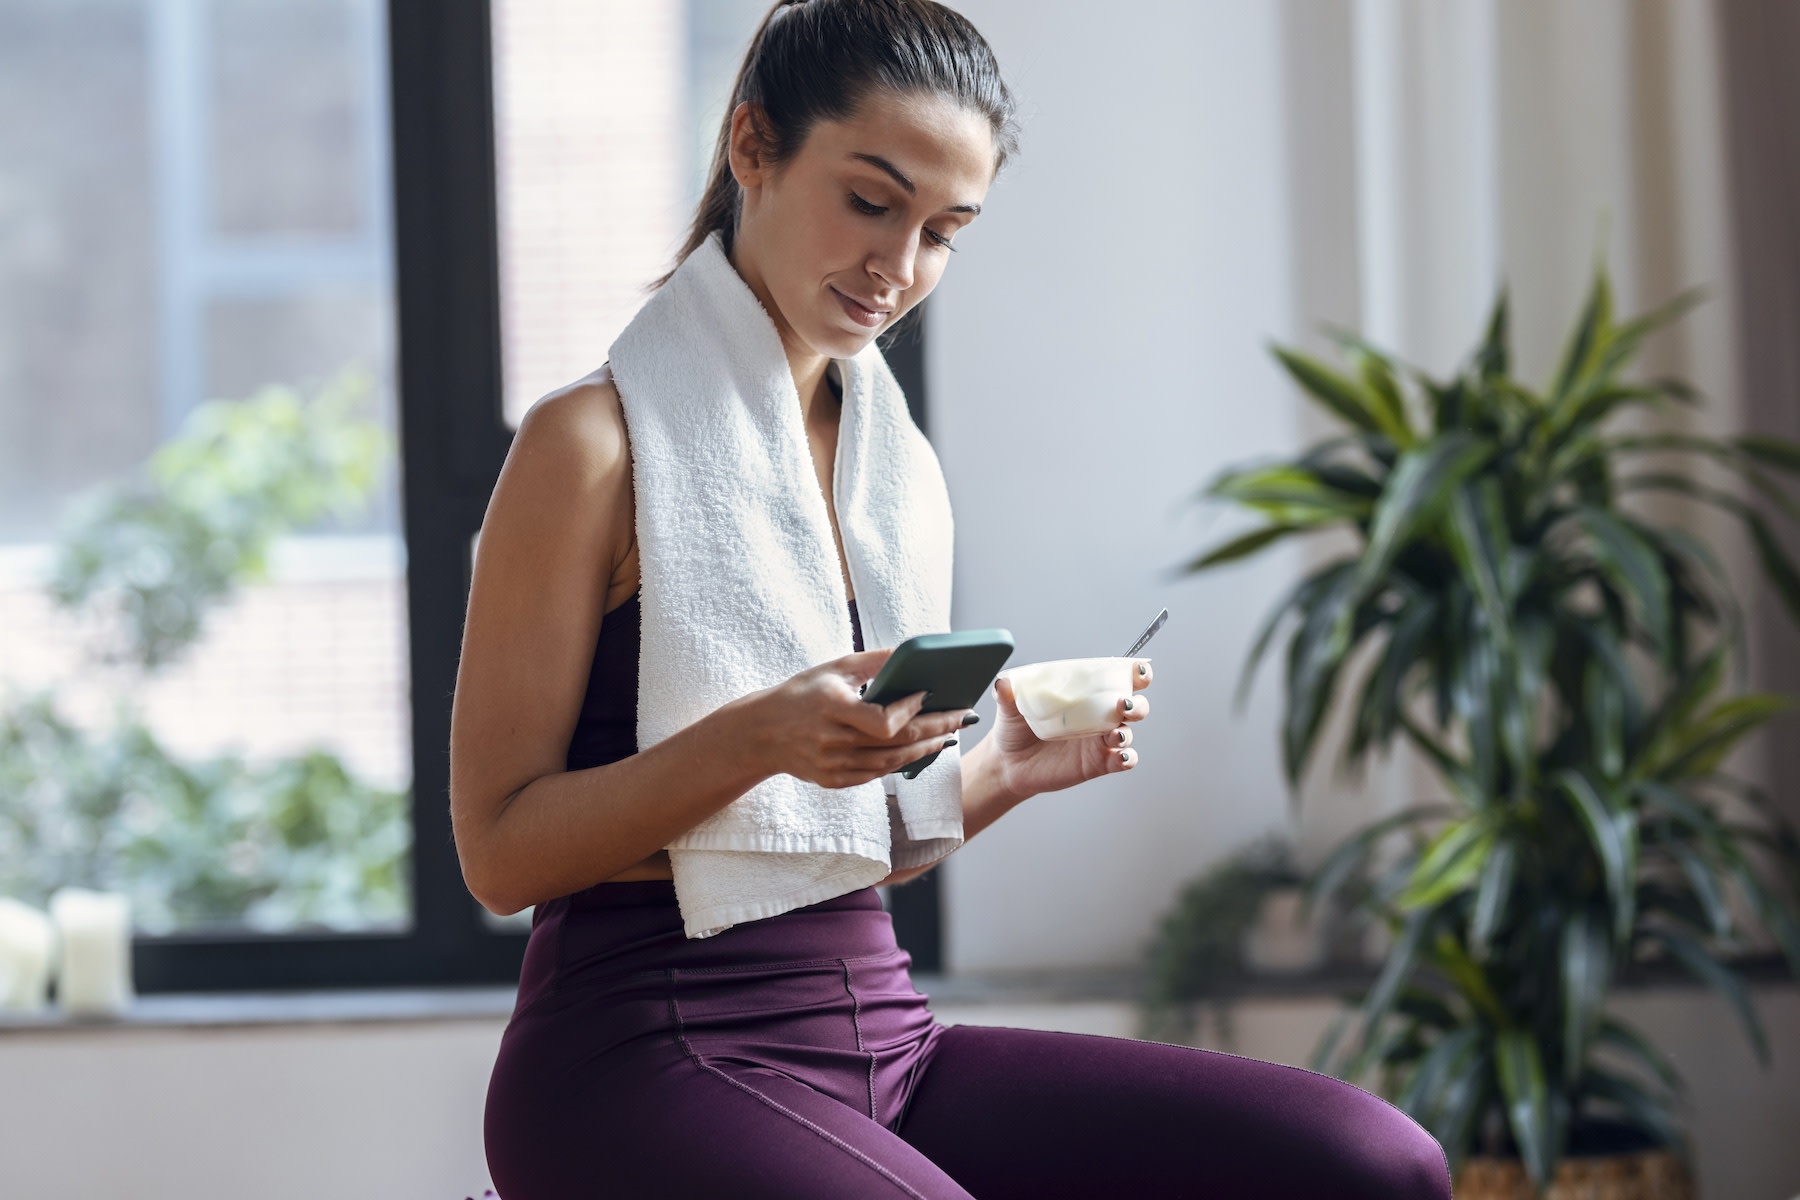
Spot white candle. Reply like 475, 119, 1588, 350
49, 888, 134, 1017
0, 898, 56, 1013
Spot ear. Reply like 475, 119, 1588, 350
727, 102, 773, 189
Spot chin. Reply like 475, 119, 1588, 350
810, 322, 879, 360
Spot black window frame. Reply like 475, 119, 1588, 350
135, 0, 941, 992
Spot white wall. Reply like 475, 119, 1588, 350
931, 0, 1311, 974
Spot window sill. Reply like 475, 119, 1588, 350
0, 985, 518, 1036
2, 956, 1788, 1037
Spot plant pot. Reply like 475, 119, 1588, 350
1453, 1150, 1694, 1200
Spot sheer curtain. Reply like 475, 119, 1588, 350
1281, 0, 1759, 841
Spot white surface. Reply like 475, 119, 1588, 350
933, 0, 1305, 976
0, 984, 1794, 1200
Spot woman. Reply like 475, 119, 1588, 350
454, 1, 1452, 1196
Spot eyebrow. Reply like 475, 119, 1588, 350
849, 152, 982, 215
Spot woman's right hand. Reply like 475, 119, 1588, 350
742, 650, 973, 789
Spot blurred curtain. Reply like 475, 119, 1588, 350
1277, 0, 1768, 845
1717, 1, 1800, 824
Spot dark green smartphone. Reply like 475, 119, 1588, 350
861, 629, 1015, 779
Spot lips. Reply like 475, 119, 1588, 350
831, 286, 893, 329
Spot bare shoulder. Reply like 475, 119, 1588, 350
512, 363, 629, 485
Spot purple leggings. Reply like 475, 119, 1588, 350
484, 880, 1451, 1199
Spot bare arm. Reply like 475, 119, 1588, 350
449, 374, 701, 914
449, 376, 972, 916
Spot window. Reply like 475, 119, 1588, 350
0, 0, 940, 990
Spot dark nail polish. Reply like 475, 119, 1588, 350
942, 737, 958, 748
1122, 697, 1135, 712
960, 713, 981, 727
1138, 663, 1149, 677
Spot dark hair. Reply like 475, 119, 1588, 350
655, 0, 1019, 288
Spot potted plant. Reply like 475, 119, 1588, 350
1181, 262, 1800, 1196
1139, 833, 1318, 1048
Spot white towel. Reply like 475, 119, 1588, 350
608, 229, 964, 939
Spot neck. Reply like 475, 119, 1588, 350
727, 238, 838, 424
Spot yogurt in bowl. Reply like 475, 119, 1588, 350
1003, 657, 1142, 741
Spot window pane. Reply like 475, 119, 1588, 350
0, 0, 410, 936
490, 0, 770, 428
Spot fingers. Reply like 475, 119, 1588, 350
838, 694, 971, 746
849, 731, 963, 775
1108, 672, 1149, 771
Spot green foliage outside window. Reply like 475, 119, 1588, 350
0, 366, 410, 931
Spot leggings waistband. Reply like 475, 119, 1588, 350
516, 879, 900, 1014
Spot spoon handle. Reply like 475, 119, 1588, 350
1122, 608, 1169, 658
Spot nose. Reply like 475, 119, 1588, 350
867, 227, 918, 296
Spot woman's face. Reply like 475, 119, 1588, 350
728, 89, 995, 362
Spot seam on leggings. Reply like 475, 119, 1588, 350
842, 958, 879, 1125
960, 1025, 1453, 1195
668, 971, 931, 1200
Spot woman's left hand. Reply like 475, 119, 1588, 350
987, 660, 1153, 801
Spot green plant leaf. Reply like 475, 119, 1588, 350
1446, 480, 1512, 641
1205, 462, 1377, 523
1397, 1025, 1482, 1119
1580, 1066, 1689, 1166
1468, 837, 1517, 961
1353, 435, 1494, 607
1180, 523, 1307, 573
1654, 694, 1791, 781
1554, 770, 1638, 944
1234, 559, 1356, 711
1633, 779, 1720, 838
1353, 348, 1415, 448
1575, 508, 1672, 664
1281, 565, 1372, 784
1597, 287, 1705, 382
1669, 842, 1734, 939
1397, 816, 1494, 911
1652, 928, 1769, 1065
1718, 843, 1800, 980
1474, 288, 1509, 381
1747, 513, 1800, 632
1594, 1016, 1684, 1094
1584, 656, 1626, 779
1549, 264, 1615, 406
1428, 930, 1508, 1026
1560, 910, 1613, 1087
1303, 804, 1455, 920
1735, 432, 1800, 475
1271, 344, 1412, 445
1633, 643, 1727, 778
1351, 595, 1438, 757
1357, 911, 1434, 1058
1495, 1028, 1555, 1187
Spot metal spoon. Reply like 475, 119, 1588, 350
1121, 607, 1169, 658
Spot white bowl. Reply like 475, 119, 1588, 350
1003, 656, 1142, 741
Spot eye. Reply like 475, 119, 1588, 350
848, 192, 957, 252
